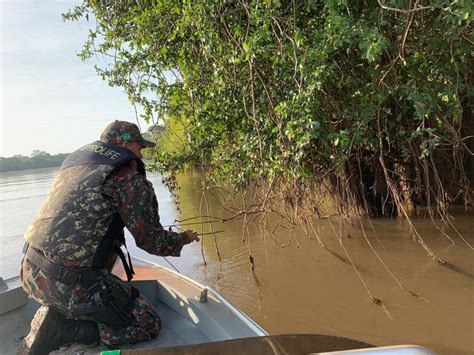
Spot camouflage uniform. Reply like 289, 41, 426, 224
21, 121, 190, 347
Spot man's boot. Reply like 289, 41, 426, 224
61, 319, 100, 346
17, 305, 65, 355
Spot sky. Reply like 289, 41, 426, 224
0, 0, 152, 157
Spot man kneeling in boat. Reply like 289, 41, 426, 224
18, 120, 199, 354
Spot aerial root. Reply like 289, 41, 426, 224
371, 296, 393, 320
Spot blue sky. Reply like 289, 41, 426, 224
0, 1, 152, 157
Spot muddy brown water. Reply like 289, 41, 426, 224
1, 168, 472, 354
140, 173, 473, 355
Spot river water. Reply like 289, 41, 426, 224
0, 168, 472, 354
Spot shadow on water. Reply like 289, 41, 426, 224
441, 261, 474, 280
252, 271, 262, 286
323, 248, 375, 277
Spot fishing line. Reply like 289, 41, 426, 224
161, 231, 224, 273
162, 257, 181, 274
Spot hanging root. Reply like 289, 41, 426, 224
327, 218, 393, 320
249, 255, 255, 271
378, 153, 446, 264
357, 215, 433, 305
202, 187, 222, 262
371, 296, 393, 320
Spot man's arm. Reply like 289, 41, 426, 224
103, 164, 198, 256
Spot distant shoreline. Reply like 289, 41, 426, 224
0, 152, 68, 173
0, 165, 62, 174
0, 152, 156, 173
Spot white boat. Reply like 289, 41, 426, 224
0, 257, 436, 354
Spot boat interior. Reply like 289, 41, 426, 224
1, 258, 266, 354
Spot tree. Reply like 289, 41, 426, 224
64, 0, 473, 221
30, 150, 50, 157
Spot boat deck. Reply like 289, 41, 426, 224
0, 258, 266, 354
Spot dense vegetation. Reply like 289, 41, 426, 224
65, 1, 473, 222
0, 151, 68, 173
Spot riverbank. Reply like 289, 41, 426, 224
0, 152, 67, 173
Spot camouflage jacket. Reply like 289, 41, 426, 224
103, 162, 189, 258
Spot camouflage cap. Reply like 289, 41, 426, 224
100, 120, 156, 148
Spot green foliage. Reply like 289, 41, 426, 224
64, 0, 473, 214
0, 151, 68, 173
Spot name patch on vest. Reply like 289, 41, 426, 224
61, 140, 138, 170
80, 144, 122, 160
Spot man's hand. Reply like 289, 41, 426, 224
183, 230, 200, 243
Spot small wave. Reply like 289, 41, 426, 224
0, 177, 55, 187
0, 193, 47, 203
0, 234, 25, 242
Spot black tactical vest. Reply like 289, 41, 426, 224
25, 141, 142, 268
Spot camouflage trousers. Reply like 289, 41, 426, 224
20, 258, 161, 347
